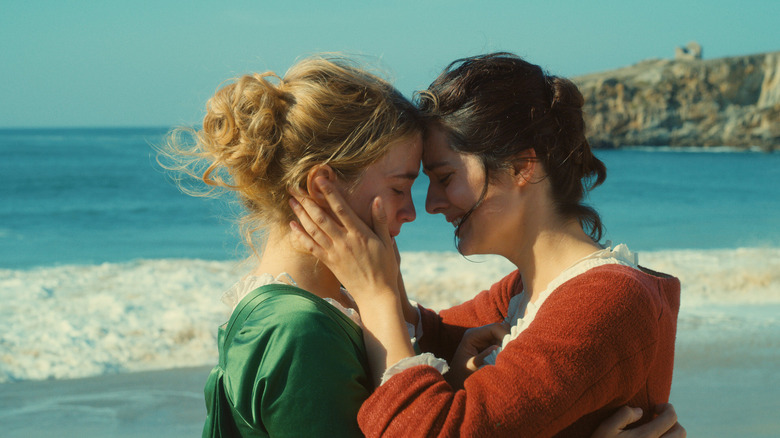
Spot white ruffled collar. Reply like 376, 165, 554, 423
221, 273, 362, 327
221, 273, 294, 308
535, 241, 638, 308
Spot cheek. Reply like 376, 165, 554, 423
344, 195, 372, 227
448, 182, 479, 210
381, 196, 403, 222
354, 194, 399, 228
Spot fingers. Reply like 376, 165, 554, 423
469, 322, 511, 346
288, 219, 328, 261
312, 177, 366, 231
469, 345, 499, 370
623, 404, 680, 438
649, 403, 679, 435
290, 189, 343, 244
650, 404, 683, 438
661, 423, 686, 438
488, 321, 511, 340
289, 197, 335, 251
371, 197, 392, 245
595, 406, 643, 438
591, 403, 682, 438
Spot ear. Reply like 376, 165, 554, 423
305, 164, 339, 206
512, 149, 538, 187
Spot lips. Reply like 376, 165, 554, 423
447, 216, 464, 228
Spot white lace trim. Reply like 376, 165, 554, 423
482, 242, 638, 365
220, 273, 364, 327
325, 294, 362, 327
381, 353, 450, 385
221, 273, 293, 309
408, 300, 423, 344
220, 274, 423, 337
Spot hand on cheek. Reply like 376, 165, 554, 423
287, 178, 399, 303
288, 179, 415, 385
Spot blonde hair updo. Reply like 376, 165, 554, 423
162, 55, 423, 252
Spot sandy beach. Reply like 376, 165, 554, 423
2, 249, 779, 436
3, 1, 779, 435
1, 366, 212, 438
2, 356, 778, 437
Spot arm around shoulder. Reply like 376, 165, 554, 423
417, 270, 521, 360
359, 266, 670, 437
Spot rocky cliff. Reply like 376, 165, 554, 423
573, 51, 780, 149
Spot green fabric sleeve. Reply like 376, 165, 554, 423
223, 292, 371, 437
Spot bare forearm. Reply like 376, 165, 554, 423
397, 272, 419, 326
357, 291, 416, 386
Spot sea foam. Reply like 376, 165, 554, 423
1, 248, 778, 383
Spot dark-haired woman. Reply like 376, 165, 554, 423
289, 53, 683, 437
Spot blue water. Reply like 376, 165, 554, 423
1, 128, 779, 269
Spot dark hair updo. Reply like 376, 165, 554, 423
418, 52, 607, 241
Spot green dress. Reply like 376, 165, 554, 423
202, 284, 372, 437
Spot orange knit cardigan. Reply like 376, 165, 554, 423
358, 264, 680, 438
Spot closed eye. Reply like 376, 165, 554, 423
438, 173, 453, 184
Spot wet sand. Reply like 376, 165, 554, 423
1, 366, 212, 438
2, 361, 778, 437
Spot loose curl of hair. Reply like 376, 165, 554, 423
418, 52, 607, 244
159, 55, 423, 254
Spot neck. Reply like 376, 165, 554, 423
251, 225, 345, 303
507, 218, 601, 303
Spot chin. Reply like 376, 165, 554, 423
455, 224, 479, 255
457, 231, 494, 256
456, 236, 478, 256
458, 246, 484, 257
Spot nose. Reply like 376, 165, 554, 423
398, 195, 416, 224
425, 182, 446, 215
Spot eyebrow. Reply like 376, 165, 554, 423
390, 171, 419, 181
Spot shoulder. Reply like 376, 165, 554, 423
461, 270, 522, 320
525, 265, 682, 358
521, 266, 672, 367
230, 288, 360, 352
560, 264, 678, 302
258, 290, 350, 329
221, 289, 370, 437
487, 269, 523, 302
538, 265, 680, 332
224, 288, 367, 380
495, 269, 522, 290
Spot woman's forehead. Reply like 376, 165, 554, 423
422, 128, 456, 170
381, 134, 422, 173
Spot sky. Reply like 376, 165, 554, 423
1, 0, 778, 128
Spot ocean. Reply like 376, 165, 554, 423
1, 128, 779, 436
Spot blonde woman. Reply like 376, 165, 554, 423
163, 55, 423, 437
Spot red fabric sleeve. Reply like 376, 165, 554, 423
417, 270, 521, 361
359, 265, 677, 438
